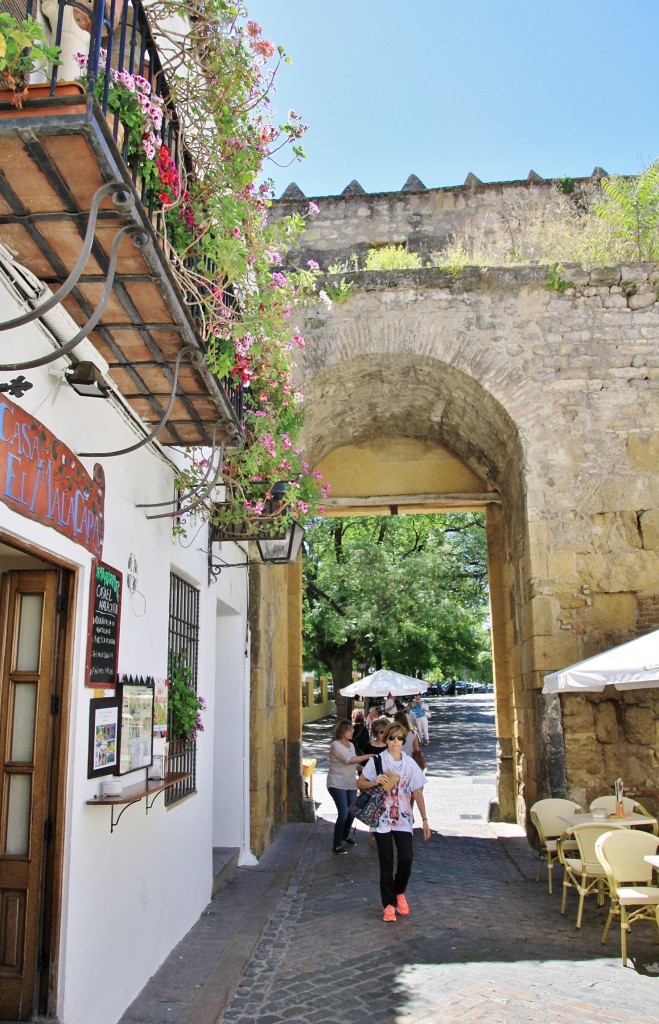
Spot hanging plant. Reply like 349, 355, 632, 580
167, 653, 205, 741
135, 0, 330, 535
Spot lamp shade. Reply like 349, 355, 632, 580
256, 522, 305, 564
66, 361, 111, 398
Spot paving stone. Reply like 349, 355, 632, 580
119, 698, 659, 1024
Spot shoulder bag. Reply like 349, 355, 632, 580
349, 754, 390, 827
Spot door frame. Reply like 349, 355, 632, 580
0, 529, 76, 1019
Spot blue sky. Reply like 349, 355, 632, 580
247, 0, 659, 199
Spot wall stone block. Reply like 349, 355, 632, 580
623, 705, 655, 745
594, 701, 619, 743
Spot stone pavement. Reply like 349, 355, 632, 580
119, 697, 659, 1024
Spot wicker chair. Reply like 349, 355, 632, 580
558, 822, 626, 928
530, 798, 582, 894
595, 829, 659, 965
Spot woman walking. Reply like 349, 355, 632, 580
357, 721, 430, 920
327, 719, 373, 855
393, 710, 423, 761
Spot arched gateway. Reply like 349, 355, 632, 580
249, 176, 658, 851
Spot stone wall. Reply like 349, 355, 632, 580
559, 689, 659, 817
288, 253, 659, 822
249, 178, 658, 844
274, 174, 598, 270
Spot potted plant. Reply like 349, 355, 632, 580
74, 49, 164, 169
0, 13, 61, 108
167, 653, 205, 742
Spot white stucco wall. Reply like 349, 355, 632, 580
0, 269, 249, 1023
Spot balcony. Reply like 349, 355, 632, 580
0, 0, 242, 447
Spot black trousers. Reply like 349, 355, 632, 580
375, 830, 414, 908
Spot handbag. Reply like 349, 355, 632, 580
412, 748, 426, 771
349, 754, 390, 826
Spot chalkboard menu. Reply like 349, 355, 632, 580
86, 560, 122, 687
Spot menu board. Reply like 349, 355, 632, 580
86, 560, 122, 687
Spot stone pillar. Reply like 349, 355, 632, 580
286, 559, 306, 822
486, 504, 518, 822
249, 561, 289, 857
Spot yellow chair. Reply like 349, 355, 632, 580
589, 795, 658, 835
595, 829, 659, 966
558, 822, 626, 928
530, 798, 582, 894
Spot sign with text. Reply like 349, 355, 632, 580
0, 396, 105, 557
87, 560, 122, 688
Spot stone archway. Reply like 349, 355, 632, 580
250, 183, 658, 851
297, 354, 527, 824
290, 261, 657, 830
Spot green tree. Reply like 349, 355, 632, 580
302, 513, 490, 694
594, 163, 659, 262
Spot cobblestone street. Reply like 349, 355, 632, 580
121, 696, 659, 1024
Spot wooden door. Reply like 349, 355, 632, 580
0, 570, 62, 1021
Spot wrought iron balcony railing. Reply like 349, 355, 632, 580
2, 0, 244, 424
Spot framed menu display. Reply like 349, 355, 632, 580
88, 697, 120, 778
118, 681, 154, 775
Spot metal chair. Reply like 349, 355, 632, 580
558, 822, 626, 928
530, 798, 582, 894
595, 829, 659, 966
590, 795, 658, 835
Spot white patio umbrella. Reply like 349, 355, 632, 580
542, 629, 659, 694
339, 668, 428, 698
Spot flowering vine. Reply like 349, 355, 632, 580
129, 0, 329, 536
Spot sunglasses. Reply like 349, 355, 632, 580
387, 735, 404, 741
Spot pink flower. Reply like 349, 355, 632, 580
254, 39, 275, 58
233, 227, 241, 238
307, 259, 319, 270
308, 201, 320, 215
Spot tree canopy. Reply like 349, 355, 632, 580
302, 513, 491, 692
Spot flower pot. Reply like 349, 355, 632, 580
0, 80, 87, 118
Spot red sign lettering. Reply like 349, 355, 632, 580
0, 397, 105, 557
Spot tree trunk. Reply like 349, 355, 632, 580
326, 645, 354, 720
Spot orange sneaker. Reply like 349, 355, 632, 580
396, 894, 410, 915
383, 905, 396, 922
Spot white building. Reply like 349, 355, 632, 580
0, 244, 252, 1023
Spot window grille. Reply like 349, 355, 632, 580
166, 573, 199, 804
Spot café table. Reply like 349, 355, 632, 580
558, 810, 658, 832
645, 854, 659, 869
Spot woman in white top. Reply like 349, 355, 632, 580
327, 719, 373, 855
357, 721, 431, 921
